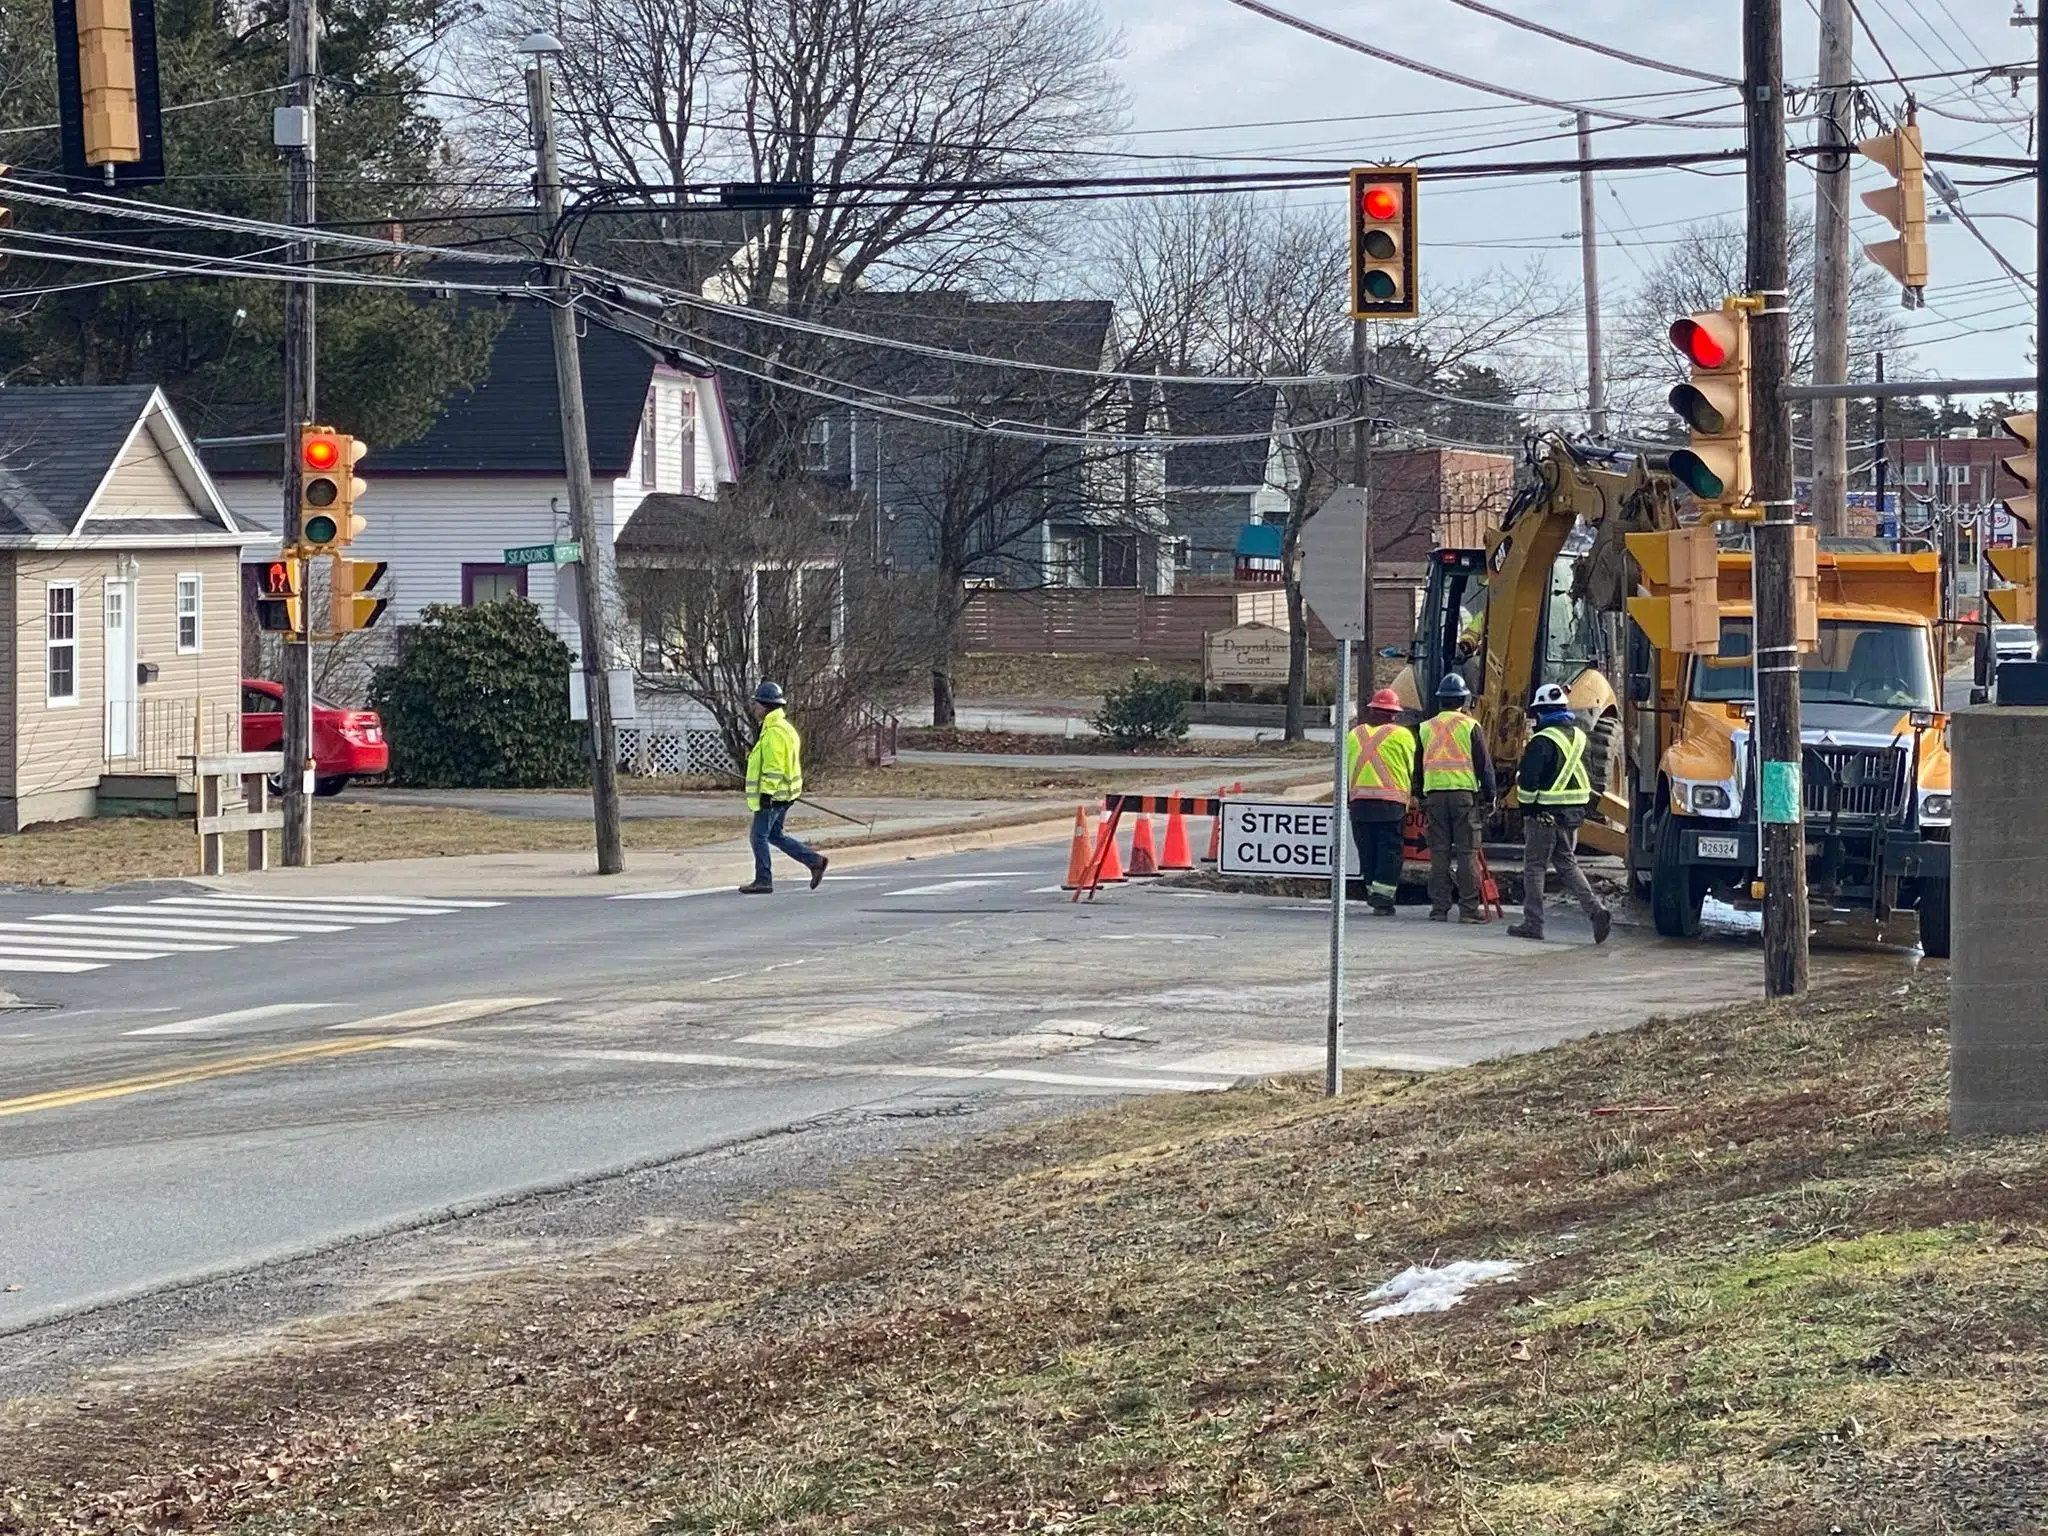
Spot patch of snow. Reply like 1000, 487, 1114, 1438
1361, 1260, 1522, 1321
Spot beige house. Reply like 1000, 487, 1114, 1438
0, 386, 264, 831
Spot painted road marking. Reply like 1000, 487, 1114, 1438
141, 899, 425, 923
737, 1007, 931, 1049
610, 887, 731, 902
125, 1003, 334, 1037
0, 945, 169, 963
27, 917, 298, 942
87, 906, 353, 933
0, 957, 105, 973
0, 924, 234, 952
1, 999, 557, 1119
885, 879, 1007, 897
161, 895, 468, 914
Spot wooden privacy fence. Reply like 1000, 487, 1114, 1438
958, 586, 1425, 659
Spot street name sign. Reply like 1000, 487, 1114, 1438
1218, 798, 1361, 879
504, 540, 583, 566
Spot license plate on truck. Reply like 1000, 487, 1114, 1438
1696, 834, 1740, 860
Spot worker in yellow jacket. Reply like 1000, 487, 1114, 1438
738, 681, 828, 894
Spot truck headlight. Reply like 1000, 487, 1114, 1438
1691, 785, 1732, 811
1920, 792, 1952, 823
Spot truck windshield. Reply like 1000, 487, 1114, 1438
1691, 619, 1936, 709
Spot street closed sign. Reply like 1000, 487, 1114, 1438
1218, 798, 1361, 879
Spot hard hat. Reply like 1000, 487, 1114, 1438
1530, 682, 1570, 709
1368, 687, 1403, 713
753, 680, 786, 705
1435, 674, 1472, 703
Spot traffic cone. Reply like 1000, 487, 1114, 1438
1092, 814, 1127, 883
1160, 794, 1194, 870
1204, 783, 1226, 863
1061, 807, 1093, 891
1128, 814, 1162, 877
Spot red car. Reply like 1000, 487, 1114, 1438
241, 679, 389, 797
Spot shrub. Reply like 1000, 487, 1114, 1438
1091, 671, 1190, 748
369, 600, 588, 787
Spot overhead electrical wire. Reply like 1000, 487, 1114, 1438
1433, 0, 1740, 85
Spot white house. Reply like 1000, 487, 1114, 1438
205, 295, 737, 669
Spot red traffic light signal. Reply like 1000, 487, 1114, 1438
1361, 184, 1399, 222
1349, 166, 1418, 321
302, 434, 341, 472
1669, 316, 1730, 370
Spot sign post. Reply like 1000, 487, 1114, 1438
1300, 486, 1369, 1098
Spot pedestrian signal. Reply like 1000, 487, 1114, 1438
254, 558, 303, 636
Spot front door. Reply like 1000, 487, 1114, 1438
104, 580, 135, 759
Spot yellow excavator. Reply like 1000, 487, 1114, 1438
1391, 431, 1681, 857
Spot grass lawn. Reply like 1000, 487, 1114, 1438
0, 804, 743, 887
8, 970, 2043, 1533
622, 762, 1248, 802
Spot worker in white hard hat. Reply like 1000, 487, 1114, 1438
1508, 682, 1611, 944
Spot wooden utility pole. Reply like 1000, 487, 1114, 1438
525, 35, 625, 875
1575, 112, 1609, 439
1746, 0, 1809, 997
1811, 0, 1853, 539
279, 0, 316, 865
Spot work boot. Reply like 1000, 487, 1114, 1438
737, 881, 773, 895
1459, 908, 1490, 923
1592, 908, 1613, 945
1507, 920, 1544, 941
810, 855, 829, 890
1428, 909, 1450, 922
1369, 900, 1397, 917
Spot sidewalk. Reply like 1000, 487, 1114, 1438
200, 766, 1325, 900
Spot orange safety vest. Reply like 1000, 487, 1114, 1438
1347, 722, 1416, 803
1419, 710, 1481, 793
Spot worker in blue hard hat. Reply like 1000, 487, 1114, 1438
1508, 682, 1612, 944
737, 681, 828, 895
1418, 672, 1496, 922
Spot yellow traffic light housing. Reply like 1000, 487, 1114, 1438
297, 426, 367, 555
1999, 411, 2037, 532
1667, 299, 1754, 517
1989, 411, 2037, 624
329, 557, 390, 636
1987, 548, 2036, 625
1349, 166, 1418, 321
1625, 525, 1724, 655
74, 0, 142, 168
1858, 120, 1928, 306
254, 558, 304, 637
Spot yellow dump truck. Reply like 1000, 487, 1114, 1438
1626, 548, 1953, 955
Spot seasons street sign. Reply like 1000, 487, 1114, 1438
504, 541, 583, 566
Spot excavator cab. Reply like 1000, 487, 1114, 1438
1414, 548, 1489, 707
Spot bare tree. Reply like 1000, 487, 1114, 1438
621, 478, 931, 773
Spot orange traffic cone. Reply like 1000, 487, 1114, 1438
1160, 794, 1194, 870
1128, 814, 1162, 877
1092, 814, 1127, 883
1204, 783, 1226, 863
1061, 807, 1093, 891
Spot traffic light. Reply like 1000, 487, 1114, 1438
75, 0, 142, 169
1858, 120, 1928, 306
254, 558, 304, 636
1792, 524, 1819, 650
1349, 166, 1418, 321
329, 557, 390, 635
297, 426, 367, 554
1667, 301, 1753, 517
1625, 525, 1724, 655
50, 0, 164, 189
1988, 411, 2037, 624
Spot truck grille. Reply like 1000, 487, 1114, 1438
1803, 745, 1909, 821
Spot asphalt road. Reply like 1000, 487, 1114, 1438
0, 841, 1889, 1366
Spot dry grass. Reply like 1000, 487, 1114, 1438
954, 653, 1205, 699
898, 728, 1325, 762
8, 972, 2046, 1535
0, 805, 743, 887
621, 763, 1238, 802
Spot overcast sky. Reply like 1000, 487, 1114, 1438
1103, 0, 2036, 423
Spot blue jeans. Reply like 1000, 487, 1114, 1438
750, 802, 820, 886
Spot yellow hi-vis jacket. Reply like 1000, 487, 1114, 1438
746, 707, 804, 810
1346, 721, 1416, 804
1420, 710, 1481, 793
1525, 723, 1593, 807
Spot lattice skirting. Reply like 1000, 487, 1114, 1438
617, 726, 736, 777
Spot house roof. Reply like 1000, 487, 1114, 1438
201, 263, 704, 478
0, 385, 248, 545
615, 491, 720, 554
1162, 382, 1277, 490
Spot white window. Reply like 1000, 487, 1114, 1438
800, 418, 832, 471
45, 583, 78, 706
176, 573, 203, 654
639, 392, 658, 489
1903, 463, 1928, 486
1945, 464, 1972, 487
679, 391, 698, 490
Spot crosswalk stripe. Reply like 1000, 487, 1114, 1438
125, 1003, 332, 1037
141, 898, 423, 923
89, 906, 351, 933
0, 957, 105, 973
886, 879, 1006, 897
0, 943, 172, 961
0, 924, 235, 952
609, 887, 730, 902
237, 895, 503, 909
161, 895, 462, 917
26, 917, 297, 943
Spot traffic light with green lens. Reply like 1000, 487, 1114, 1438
1667, 301, 1752, 517
297, 425, 368, 555
1349, 166, 1418, 320
1989, 411, 2037, 625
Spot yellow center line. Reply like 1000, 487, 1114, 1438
0, 1036, 401, 1118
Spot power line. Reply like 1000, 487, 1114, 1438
1434, 0, 1741, 85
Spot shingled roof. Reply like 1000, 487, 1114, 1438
1161, 381, 1278, 491
0, 385, 162, 536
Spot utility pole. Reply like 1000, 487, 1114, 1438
523, 33, 625, 875
1874, 352, 1889, 543
279, 0, 316, 866
1575, 112, 1609, 439
2036, 2, 2046, 666
1351, 318, 1375, 710
1811, 0, 1853, 540
1745, 0, 1809, 998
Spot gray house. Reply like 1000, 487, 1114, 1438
1157, 382, 1290, 584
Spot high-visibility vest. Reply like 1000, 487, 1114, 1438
1347, 722, 1416, 803
745, 707, 805, 810
1527, 723, 1592, 807
1419, 711, 1480, 793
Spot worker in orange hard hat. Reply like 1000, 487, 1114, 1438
1345, 687, 1417, 916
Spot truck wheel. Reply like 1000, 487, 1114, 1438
1651, 813, 1706, 939
1917, 879, 1952, 959
1588, 712, 1625, 804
